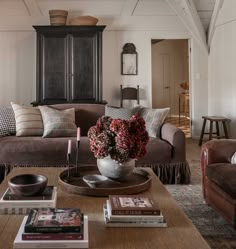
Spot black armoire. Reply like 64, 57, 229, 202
32, 25, 106, 105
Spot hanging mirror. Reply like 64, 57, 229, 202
121, 43, 138, 75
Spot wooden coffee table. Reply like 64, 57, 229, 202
0, 167, 210, 249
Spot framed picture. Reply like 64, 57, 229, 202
121, 43, 138, 75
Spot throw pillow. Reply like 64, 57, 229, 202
39, 106, 77, 137
231, 152, 236, 164
0, 107, 16, 137
105, 105, 141, 119
139, 107, 170, 138
11, 102, 44, 137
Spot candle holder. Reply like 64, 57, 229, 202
74, 140, 80, 177
64, 153, 72, 183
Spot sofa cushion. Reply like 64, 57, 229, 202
138, 107, 170, 138
11, 102, 43, 137
0, 136, 96, 167
137, 137, 172, 164
39, 106, 77, 137
0, 107, 16, 137
105, 105, 140, 119
205, 163, 236, 199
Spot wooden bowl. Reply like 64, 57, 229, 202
8, 174, 48, 196
69, 16, 98, 26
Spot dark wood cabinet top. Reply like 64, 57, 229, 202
33, 25, 106, 33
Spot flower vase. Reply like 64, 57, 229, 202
97, 156, 135, 180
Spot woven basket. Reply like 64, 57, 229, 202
49, 10, 68, 26
69, 16, 98, 26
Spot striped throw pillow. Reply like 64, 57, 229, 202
139, 107, 170, 138
11, 102, 43, 136
39, 106, 77, 137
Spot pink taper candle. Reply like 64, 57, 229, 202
77, 127, 81, 141
67, 139, 72, 154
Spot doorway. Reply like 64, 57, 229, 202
151, 39, 190, 137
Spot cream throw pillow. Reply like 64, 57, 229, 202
231, 152, 236, 164
138, 107, 170, 138
39, 106, 77, 137
11, 102, 43, 136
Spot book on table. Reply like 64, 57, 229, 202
106, 200, 164, 222
13, 215, 89, 249
24, 208, 83, 233
103, 203, 167, 227
108, 195, 161, 215
0, 186, 57, 214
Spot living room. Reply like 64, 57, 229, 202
0, 0, 236, 248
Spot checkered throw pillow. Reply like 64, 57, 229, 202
105, 105, 141, 120
0, 107, 16, 137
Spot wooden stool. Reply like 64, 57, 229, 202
198, 116, 230, 146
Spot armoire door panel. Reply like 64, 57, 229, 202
33, 26, 105, 105
70, 34, 96, 102
41, 35, 68, 102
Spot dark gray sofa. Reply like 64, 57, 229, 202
0, 104, 190, 184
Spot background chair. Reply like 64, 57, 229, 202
120, 85, 139, 107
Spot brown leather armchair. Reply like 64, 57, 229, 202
200, 139, 236, 228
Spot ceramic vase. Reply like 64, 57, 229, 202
97, 156, 135, 180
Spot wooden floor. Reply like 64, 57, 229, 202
166, 116, 190, 138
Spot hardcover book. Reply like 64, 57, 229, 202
14, 215, 89, 249
24, 208, 83, 233
0, 186, 57, 212
103, 204, 167, 228
2, 186, 54, 201
109, 195, 161, 215
22, 231, 83, 241
106, 200, 164, 222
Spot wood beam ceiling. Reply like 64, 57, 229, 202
166, 0, 208, 53
208, 0, 224, 49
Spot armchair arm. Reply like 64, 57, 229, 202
160, 123, 186, 162
200, 139, 236, 198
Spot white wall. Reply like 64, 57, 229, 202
190, 39, 208, 138
0, 32, 36, 106
208, 0, 236, 138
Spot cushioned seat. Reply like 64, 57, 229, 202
138, 137, 172, 164
0, 136, 96, 167
205, 163, 236, 199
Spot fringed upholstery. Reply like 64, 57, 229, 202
137, 161, 191, 184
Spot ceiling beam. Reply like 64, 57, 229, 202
23, 0, 42, 16
121, 0, 139, 16
166, 0, 208, 53
208, 0, 224, 50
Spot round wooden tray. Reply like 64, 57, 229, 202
58, 166, 152, 196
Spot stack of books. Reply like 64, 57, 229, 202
13, 208, 89, 249
0, 186, 57, 214
103, 195, 167, 227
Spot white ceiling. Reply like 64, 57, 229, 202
0, 0, 216, 32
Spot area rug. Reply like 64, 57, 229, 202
166, 162, 236, 249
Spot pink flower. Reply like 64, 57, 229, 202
87, 115, 149, 163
